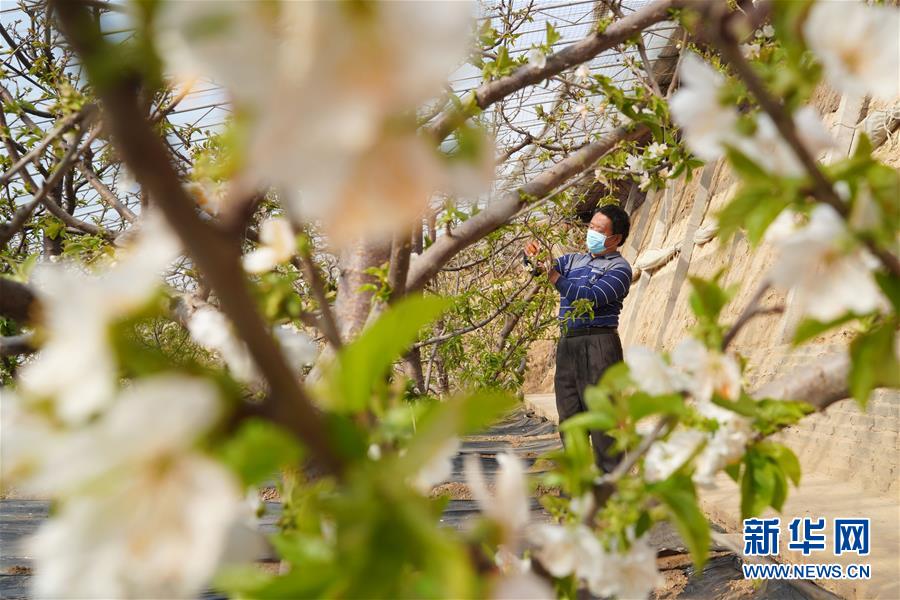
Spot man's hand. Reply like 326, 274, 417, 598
523, 240, 560, 282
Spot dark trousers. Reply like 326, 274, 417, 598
554, 330, 623, 473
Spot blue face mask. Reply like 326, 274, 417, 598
586, 229, 607, 254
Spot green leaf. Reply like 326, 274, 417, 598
627, 392, 687, 421
740, 449, 776, 519
874, 272, 900, 314
218, 419, 304, 486
724, 462, 741, 482
689, 276, 728, 320
725, 147, 768, 180
848, 320, 900, 408
399, 389, 515, 477
652, 474, 710, 568
758, 442, 802, 487
793, 313, 857, 345
770, 466, 788, 512
477, 20, 497, 47
753, 398, 814, 434
324, 294, 450, 413
596, 361, 632, 393
559, 410, 616, 433
545, 22, 561, 46
43, 219, 65, 240
717, 185, 793, 246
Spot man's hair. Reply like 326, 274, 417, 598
594, 204, 630, 244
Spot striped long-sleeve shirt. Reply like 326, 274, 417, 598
552, 251, 633, 330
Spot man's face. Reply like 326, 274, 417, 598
589, 212, 618, 249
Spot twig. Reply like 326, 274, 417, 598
0, 123, 95, 245
0, 103, 96, 187
413, 278, 535, 348
297, 242, 343, 350
721, 280, 772, 350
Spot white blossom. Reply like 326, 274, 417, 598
367, 443, 382, 461
639, 172, 652, 192
804, 1, 900, 100
625, 345, 687, 396
491, 546, 555, 598
645, 142, 666, 160
242, 217, 296, 274
188, 307, 257, 383
17, 213, 180, 424
491, 571, 555, 600
669, 53, 740, 160
760, 24, 775, 39
27, 454, 242, 600
185, 179, 230, 216
737, 106, 834, 177
671, 55, 835, 176
644, 429, 705, 483
157, 1, 477, 244
693, 416, 753, 488
575, 103, 590, 122
670, 338, 742, 404
529, 523, 606, 580
740, 43, 761, 59
528, 48, 547, 69
567, 493, 595, 522
848, 187, 882, 232
273, 323, 318, 369
188, 307, 316, 384
410, 436, 460, 493
586, 535, 663, 599
625, 153, 644, 173
0, 390, 64, 488
464, 452, 529, 542
13, 376, 245, 599
764, 207, 804, 244
767, 205, 886, 321
19, 376, 222, 495
575, 63, 591, 82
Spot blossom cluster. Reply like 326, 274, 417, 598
464, 453, 663, 599
670, 1, 897, 326
157, 1, 486, 244
1, 215, 260, 598
625, 339, 752, 488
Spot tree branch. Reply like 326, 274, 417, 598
413, 277, 535, 348
52, 0, 344, 477
0, 333, 35, 357
425, 0, 684, 141
406, 125, 648, 292
0, 278, 38, 323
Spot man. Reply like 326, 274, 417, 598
524, 204, 633, 473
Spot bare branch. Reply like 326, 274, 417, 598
425, 0, 684, 141
0, 102, 96, 187
413, 277, 535, 348
406, 124, 649, 292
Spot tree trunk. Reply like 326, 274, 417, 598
404, 347, 426, 394
334, 238, 392, 341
